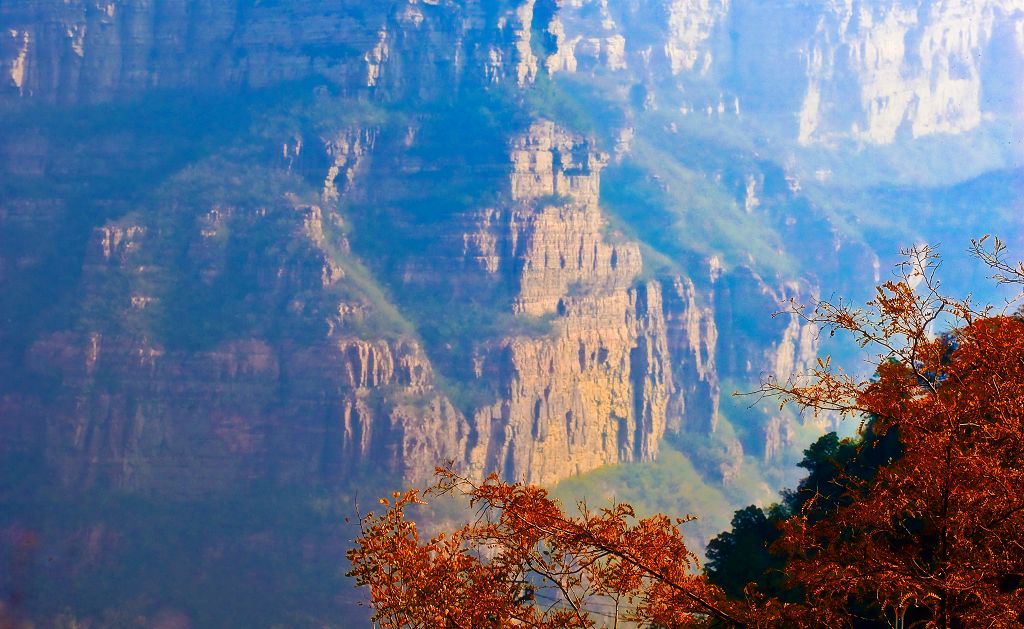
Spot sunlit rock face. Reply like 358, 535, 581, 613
0, 111, 694, 490
3, 0, 1020, 138
794, 0, 1024, 144
356, 120, 676, 485
547, 0, 1024, 145
662, 0, 731, 75
461, 122, 669, 484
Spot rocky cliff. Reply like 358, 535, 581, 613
456, 121, 669, 483
547, 0, 1024, 145
11, 194, 472, 492
1, 0, 954, 499
0, 0, 553, 103
0, 99, 821, 498
6, 0, 1022, 146
793, 0, 1024, 144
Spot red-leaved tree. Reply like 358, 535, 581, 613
761, 240, 1024, 627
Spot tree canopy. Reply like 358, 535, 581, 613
347, 239, 1024, 628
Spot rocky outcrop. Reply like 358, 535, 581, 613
509, 121, 603, 205
320, 128, 379, 202
506, 122, 638, 315
547, 0, 1024, 145
712, 267, 820, 463
467, 282, 670, 484
661, 275, 719, 435
0, 0, 560, 103
18, 196, 473, 492
463, 123, 668, 483
794, 0, 1024, 144
662, 0, 730, 75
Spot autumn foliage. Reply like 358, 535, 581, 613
346, 468, 740, 627
761, 241, 1024, 627
348, 240, 1024, 628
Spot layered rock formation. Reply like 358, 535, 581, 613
0, 0, 560, 103
661, 275, 719, 435
3, 83, 831, 492
547, 0, 1024, 144
4, 0, 972, 494
12, 196, 471, 491
794, 0, 1024, 144
2, 0, 944, 504
457, 122, 669, 483
7, 0, 1022, 145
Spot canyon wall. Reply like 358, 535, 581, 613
3, 0, 994, 499
549, 0, 1024, 144
0, 101, 817, 494
7, 194, 474, 492
0, 0, 550, 103
5, 1, 1022, 145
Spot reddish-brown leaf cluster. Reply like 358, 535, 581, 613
758, 242, 1024, 627
771, 315, 1024, 627
347, 469, 745, 627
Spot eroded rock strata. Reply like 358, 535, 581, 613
1, 105, 820, 494
5, 0, 1021, 144
4, 0, 1011, 498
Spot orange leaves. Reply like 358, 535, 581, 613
347, 468, 744, 628
759, 244, 1024, 627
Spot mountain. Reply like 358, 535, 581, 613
1, 1, 1021, 625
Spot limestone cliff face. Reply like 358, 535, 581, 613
436, 119, 831, 478
319, 128, 378, 203
455, 122, 668, 484
506, 122, 638, 315
365, 120, 673, 484
0, 1, 890, 497
0, 0, 556, 103
656, 262, 823, 467
550, 0, 728, 76
546, 0, 1024, 145
467, 282, 670, 484
661, 0, 731, 75
27, 327, 470, 491
794, 0, 1024, 144
1, 114, 686, 491
0, 97, 829, 491
661, 275, 719, 435
3, 0, 1021, 149
13, 189, 473, 492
